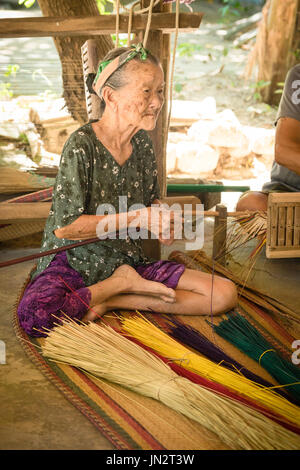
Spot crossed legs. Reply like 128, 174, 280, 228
83, 264, 237, 322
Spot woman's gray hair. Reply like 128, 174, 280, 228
97, 46, 160, 116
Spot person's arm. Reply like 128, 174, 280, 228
54, 204, 182, 245
275, 117, 300, 175
54, 209, 149, 240
274, 65, 300, 175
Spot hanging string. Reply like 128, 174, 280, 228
142, 0, 155, 48
115, 0, 120, 47
127, 0, 141, 46
122, 0, 160, 16
111, 0, 161, 47
127, 3, 134, 45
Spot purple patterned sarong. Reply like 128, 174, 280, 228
17, 251, 185, 337
135, 260, 185, 289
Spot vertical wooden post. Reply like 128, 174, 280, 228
138, 0, 171, 198
81, 39, 102, 121
213, 204, 227, 266
137, 0, 171, 260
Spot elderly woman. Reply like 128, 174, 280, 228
17, 44, 237, 337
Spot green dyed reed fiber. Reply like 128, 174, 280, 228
209, 313, 300, 403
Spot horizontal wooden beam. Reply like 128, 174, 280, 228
0, 13, 203, 38
0, 202, 51, 223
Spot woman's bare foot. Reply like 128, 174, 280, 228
111, 264, 176, 303
82, 264, 176, 323
81, 302, 107, 322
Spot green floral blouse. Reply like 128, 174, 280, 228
30, 123, 160, 286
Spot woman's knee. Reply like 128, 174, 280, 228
17, 284, 84, 337
178, 269, 237, 315
211, 277, 237, 314
17, 291, 53, 337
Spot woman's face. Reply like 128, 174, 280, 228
112, 60, 165, 131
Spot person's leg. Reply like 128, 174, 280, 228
87, 267, 237, 319
17, 273, 92, 336
18, 262, 177, 334
86, 264, 176, 315
236, 191, 268, 212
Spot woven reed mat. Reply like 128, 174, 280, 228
13, 251, 300, 450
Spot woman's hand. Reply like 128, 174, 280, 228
140, 205, 183, 246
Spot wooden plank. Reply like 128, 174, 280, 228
286, 205, 294, 246
277, 206, 286, 246
0, 203, 51, 224
268, 192, 300, 203
213, 204, 227, 265
270, 201, 300, 207
294, 206, 300, 245
0, 167, 55, 194
266, 246, 300, 258
0, 13, 203, 38
268, 202, 278, 248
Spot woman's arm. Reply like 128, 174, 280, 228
275, 117, 300, 175
54, 205, 182, 245
54, 210, 148, 240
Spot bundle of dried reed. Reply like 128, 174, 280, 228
184, 250, 300, 325
226, 212, 267, 256
41, 317, 300, 450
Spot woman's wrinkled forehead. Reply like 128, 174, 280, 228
123, 59, 164, 86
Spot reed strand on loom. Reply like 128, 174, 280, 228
41, 317, 300, 450
209, 312, 300, 402
120, 314, 300, 427
167, 317, 298, 405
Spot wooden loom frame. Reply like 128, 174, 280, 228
266, 192, 300, 259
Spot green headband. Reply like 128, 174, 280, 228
92, 43, 149, 97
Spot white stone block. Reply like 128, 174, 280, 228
207, 121, 247, 148
252, 130, 275, 156
176, 141, 220, 174
187, 119, 216, 142
171, 97, 217, 121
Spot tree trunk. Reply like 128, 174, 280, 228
37, 0, 114, 123
246, 0, 299, 105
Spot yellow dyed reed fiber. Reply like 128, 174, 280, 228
121, 315, 300, 428
41, 318, 300, 450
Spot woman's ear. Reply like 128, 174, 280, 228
101, 86, 118, 112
